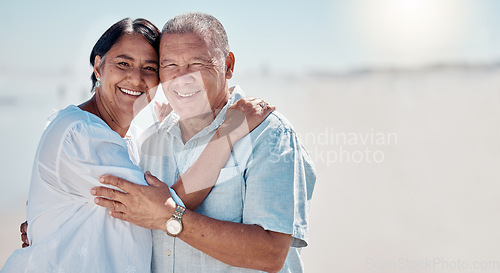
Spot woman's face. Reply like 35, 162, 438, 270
94, 34, 159, 119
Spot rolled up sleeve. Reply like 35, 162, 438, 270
242, 121, 316, 247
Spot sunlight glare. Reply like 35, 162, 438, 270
355, 0, 468, 65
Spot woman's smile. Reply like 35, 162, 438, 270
119, 87, 143, 97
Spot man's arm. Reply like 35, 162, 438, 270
94, 174, 291, 273
179, 211, 291, 273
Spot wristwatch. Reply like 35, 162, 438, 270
165, 205, 185, 237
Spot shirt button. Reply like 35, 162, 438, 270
166, 249, 172, 256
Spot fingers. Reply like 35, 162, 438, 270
164, 103, 173, 114
261, 103, 276, 116
108, 210, 128, 221
93, 196, 126, 212
255, 98, 275, 111
99, 175, 137, 193
91, 185, 128, 203
20, 221, 27, 233
224, 97, 275, 137
230, 97, 256, 109
20, 221, 29, 247
154, 101, 172, 122
21, 233, 29, 245
144, 171, 164, 187
233, 97, 274, 112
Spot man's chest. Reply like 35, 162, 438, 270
141, 135, 254, 222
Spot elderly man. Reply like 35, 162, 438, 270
92, 12, 316, 272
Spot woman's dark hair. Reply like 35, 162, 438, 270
89, 18, 161, 90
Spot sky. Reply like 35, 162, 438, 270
1, 0, 500, 77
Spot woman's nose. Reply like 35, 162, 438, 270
127, 67, 145, 86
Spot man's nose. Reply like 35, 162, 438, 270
171, 70, 197, 86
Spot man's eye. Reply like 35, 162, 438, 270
118, 62, 130, 67
144, 66, 157, 72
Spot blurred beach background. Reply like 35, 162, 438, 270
2, 0, 500, 272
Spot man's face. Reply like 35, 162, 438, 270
159, 32, 229, 119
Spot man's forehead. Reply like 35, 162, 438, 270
160, 32, 206, 46
159, 33, 218, 59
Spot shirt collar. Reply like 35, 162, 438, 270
162, 86, 246, 142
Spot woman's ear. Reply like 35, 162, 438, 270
225, 52, 235, 79
93, 55, 102, 80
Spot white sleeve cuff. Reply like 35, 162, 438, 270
168, 187, 185, 208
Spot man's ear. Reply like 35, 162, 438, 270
93, 55, 102, 80
225, 52, 235, 79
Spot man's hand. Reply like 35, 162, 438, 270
20, 221, 29, 248
90, 172, 176, 231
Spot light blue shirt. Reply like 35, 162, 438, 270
138, 86, 316, 272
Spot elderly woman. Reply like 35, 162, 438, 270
1, 18, 273, 272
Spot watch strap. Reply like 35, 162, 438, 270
172, 205, 185, 221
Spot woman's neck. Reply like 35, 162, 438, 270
78, 94, 131, 138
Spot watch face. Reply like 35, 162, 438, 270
166, 219, 182, 235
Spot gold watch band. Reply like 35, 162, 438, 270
172, 205, 185, 220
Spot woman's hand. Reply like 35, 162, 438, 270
154, 101, 173, 123
219, 97, 275, 142
20, 221, 29, 248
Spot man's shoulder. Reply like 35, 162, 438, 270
240, 111, 298, 155
251, 111, 295, 140
137, 115, 178, 145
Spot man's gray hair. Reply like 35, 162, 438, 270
162, 12, 230, 63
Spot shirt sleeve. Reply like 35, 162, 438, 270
242, 122, 316, 247
57, 120, 148, 200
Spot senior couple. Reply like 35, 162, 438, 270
2, 12, 315, 273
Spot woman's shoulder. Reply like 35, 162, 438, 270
46, 105, 103, 128
42, 105, 114, 144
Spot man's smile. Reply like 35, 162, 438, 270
173, 90, 202, 98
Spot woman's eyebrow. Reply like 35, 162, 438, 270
145, 59, 159, 65
116, 54, 134, 61
117, 54, 158, 65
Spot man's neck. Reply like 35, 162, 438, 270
179, 91, 230, 143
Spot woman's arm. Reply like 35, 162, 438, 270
170, 97, 275, 210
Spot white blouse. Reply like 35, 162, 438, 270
1, 105, 152, 273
